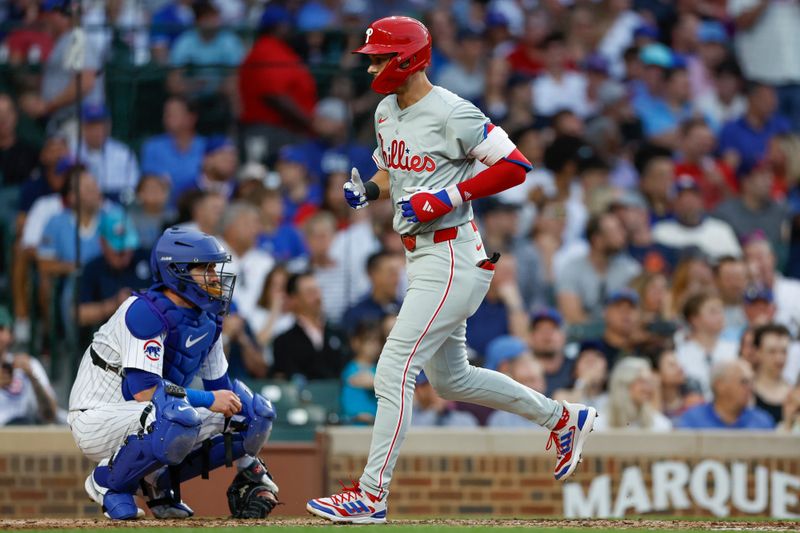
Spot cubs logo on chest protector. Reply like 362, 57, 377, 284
125, 290, 222, 387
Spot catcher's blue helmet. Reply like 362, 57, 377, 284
150, 227, 236, 315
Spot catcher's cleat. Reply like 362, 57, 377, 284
142, 480, 194, 519
85, 464, 144, 520
547, 400, 597, 481
307, 481, 387, 524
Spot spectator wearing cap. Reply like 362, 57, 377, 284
149, 0, 195, 63
128, 173, 175, 249
714, 256, 748, 334
718, 82, 791, 176
691, 21, 729, 101
556, 212, 641, 324
167, 0, 243, 133
729, 0, 800, 132
583, 54, 612, 116
342, 251, 402, 336
593, 288, 643, 367
635, 144, 675, 223
674, 118, 738, 209
744, 235, 800, 338
552, 340, 608, 411
277, 145, 323, 224
697, 59, 747, 132
20, 0, 105, 130
466, 254, 529, 359
436, 29, 487, 105
633, 43, 699, 148
677, 360, 775, 430
675, 291, 739, 399
652, 176, 742, 259
73, 104, 140, 202
412, 371, 479, 428
532, 32, 590, 118
714, 161, 789, 253
283, 98, 375, 186
179, 135, 238, 201
528, 308, 573, 396
140, 96, 206, 206
239, 4, 317, 157
219, 202, 274, 323
77, 208, 149, 330
594, 357, 672, 432
0, 306, 58, 426
610, 190, 679, 274
254, 187, 307, 264
0, 93, 38, 187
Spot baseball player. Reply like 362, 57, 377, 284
68, 227, 279, 520
307, 16, 597, 524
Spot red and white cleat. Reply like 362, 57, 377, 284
547, 401, 597, 481
306, 481, 387, 524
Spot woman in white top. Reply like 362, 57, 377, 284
249, 265, 295, 366
595, 357, 672, 432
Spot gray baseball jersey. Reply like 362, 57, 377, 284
371, 86, 487, 235
357, 86, 562, 499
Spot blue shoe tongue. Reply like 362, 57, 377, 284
94, 465, 111, 488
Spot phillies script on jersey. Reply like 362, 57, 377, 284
379, 133, 437, 172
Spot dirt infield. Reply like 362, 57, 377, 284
1, 518, 798, 530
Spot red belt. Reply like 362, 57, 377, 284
401, 227, 458, 252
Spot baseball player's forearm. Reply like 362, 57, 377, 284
365, 169, 391, 200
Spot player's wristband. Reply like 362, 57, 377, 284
186, 388, 215, 408
364, 180, 380, 201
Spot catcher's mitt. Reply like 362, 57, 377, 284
227, 459, 280, 519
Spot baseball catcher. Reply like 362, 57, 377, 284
68, 227, 278, 520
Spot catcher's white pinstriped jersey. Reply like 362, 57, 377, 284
69, 296, 228, 411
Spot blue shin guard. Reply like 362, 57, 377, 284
156, 381, 275, 491
92, 383, 201, 520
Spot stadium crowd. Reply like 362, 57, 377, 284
1, 0, 800, 434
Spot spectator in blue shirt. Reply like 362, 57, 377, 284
678, 359, 775, 430
167, 1, 244, 133
633, 44, 697, 147
285, 98, 376, 186
718, 82, 791, 177
140, 96, 206, 206
341, 320, 383, 425
342, 251, 403, 336
276, 145, 323, 224
255, 187, 307, 264
37, 166, 106, 322
150, 0, 195, 63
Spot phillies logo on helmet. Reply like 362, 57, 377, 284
143, 340, 162, 362
379, 133, 436, 173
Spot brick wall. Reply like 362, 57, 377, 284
0, 428, 324, 518
324, 429, 800, 518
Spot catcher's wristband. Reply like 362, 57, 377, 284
364, 180, 380, 201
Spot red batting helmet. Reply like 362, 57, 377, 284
352, 16, 432, 95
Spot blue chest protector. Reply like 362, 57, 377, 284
124, 289, 223, 387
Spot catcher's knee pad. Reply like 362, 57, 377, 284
232, 379, 275, 456
106, 382, 201, 494
149, 382, 202, 464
